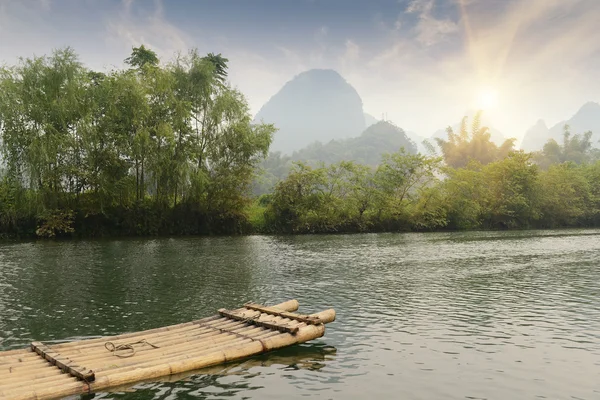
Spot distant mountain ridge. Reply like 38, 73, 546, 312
253, 120, 418, 195
253, 69, 366, 155
288, 120, 417, 166
521, 102, 600, 151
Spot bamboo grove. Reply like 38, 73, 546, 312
0, 47, 599, 238
0, 47, 275, 237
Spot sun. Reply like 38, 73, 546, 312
476, 87, 499, 111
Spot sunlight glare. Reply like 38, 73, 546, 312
476, 87, 499, 111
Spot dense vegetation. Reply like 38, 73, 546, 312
253, 121, 417, 195
0, 47, 275, 237
258, 117, 600, 233
0, 47, 598, 238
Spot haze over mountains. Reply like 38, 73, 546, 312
520, 102, 600, 151
254, 69, 600, 158
253, 69, 366, 155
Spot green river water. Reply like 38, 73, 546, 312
1, 229, 599, 399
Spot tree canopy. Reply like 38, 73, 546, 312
433, 112, 516, 168
533, 125, 598, 169
1, 46, 599, 238
124, 45, 159, 69
0, 46, 275, 237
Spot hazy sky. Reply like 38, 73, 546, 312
1, 0, 599, 143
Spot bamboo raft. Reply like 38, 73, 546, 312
0, 300, 335, 400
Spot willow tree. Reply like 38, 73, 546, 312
0, 45, 276, 237
435, 112, 516, 168
169, 50, 275, 217
0, 47, 90, 206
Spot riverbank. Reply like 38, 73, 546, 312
1, 199, 598, 240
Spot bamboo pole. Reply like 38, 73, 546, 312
243, 303, 323, 324
0, 358, 66, 379
92, 311, 333, 379
64, 317, 274, 364
0, 366, 69, 385
75, 326, 269, 369
95, 327, 279, 373
0, 322, 211, 369
2, 301, 302, 369
0, 351, 40, 364
0, 301, 334, 400
0, 328, 282, 395
0, 330, 278, 393
60, 312, 305, 363
2, 317, 271, 372
48, 300, 299, 352
90, 319, 290, 369
1, 308, 334, 377
4, 317, 300, 394
90, 323, 326, 391
4, 328, 306, 399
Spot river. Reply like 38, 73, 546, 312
1, 229, 599, 399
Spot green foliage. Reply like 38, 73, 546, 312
260, 147, 600, 234
435, 112, 516, 168
264, 151, 444, 233
0, 46, 274, 238
201, 53, 229, 83
253, 120, 417, 195
533, 125, 596, 169
36, 209, 75, 238
1, 46, 599, 238
125, 45, 159, 69
537, 163, 592, 227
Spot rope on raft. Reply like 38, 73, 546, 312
105, 339, 160, 358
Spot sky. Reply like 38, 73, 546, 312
1, 0, 599, 144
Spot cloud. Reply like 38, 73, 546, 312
405, 0, 459, 46
1, 0, 598, 143
105, 0, 191, 62
341, 40, 360, 64
406, 0, 434, 14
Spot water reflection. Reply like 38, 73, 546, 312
92, 344, 337, 400
1, 229, 600, 399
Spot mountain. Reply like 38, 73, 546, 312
521, 102, 600, 151
253, 120, 418, 195
520, 120, 549, 151
364, 113, 379, 128
288, 120, 417, 166
406, 131, 428, 154
253, 69, 366, 155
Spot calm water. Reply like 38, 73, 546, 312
1, 230, 599, 399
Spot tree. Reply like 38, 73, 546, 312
0, 47, 90, 205
124, 45, 159, 70
0, 46, 276, 237
534, 125, 594, 169
435, 112, 516, 168
538, 162, 592, 227
373, 150, 441, 226
480, 151, 541, 228
202, 53, 229, 83
442, 161, 487, 229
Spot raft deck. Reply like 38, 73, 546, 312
0, 300, 335, 400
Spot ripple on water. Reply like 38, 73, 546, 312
0, 230, 599, 399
